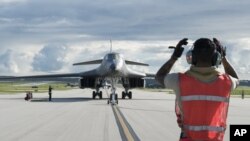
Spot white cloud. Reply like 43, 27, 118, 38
0, 38, 249, 79
224, 38, 250, 79
32, 44, 68, 72
0, 49, 19, 73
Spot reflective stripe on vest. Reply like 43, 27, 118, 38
184, 125, 226, 132
181, 95, 229, 103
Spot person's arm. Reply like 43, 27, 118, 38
156, 57, 178, 86
213, 38, 239, 79
155, 38, 188, 86
222, 57, 239, 79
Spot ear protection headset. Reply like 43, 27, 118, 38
186, 40, 222, 67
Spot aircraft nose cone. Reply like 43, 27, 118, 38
110, 64, 116, 71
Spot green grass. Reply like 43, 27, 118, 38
0, 82, 72, 94
231, 86, 250, 95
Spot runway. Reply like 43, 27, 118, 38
0, 88, 249, 141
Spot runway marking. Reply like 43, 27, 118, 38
104, 87, 140, 141
112, 105, 140, 141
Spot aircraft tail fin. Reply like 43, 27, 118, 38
73, 59, 103, 66
125, 60, 149, 66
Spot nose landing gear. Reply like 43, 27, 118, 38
107, 93, 118, 105
107, 79, 118, 105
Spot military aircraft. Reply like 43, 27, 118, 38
0, 52, 154, 104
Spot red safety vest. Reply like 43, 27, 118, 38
178, 73, 232, 141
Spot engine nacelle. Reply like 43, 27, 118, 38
79, 77, 96, 89
128, 78, 144, 88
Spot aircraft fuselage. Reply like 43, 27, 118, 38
96, 53, 145, 78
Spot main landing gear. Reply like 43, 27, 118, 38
121, 78, 132, 100
92, 91, 103, 99
122, 91, 132, 99
93, 79, 104, 99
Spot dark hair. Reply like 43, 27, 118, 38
192, 38, 216, 64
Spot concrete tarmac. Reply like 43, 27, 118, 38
0, 88, 249, 141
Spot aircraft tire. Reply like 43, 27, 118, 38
128, 91, 132, 99
92, 91, 96, 99
115, 94, 118, 100
122, 91, 125, 99
109, 94, 112, 101
100, 91, 103, 99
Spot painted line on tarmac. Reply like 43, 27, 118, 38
112, 105, 140, 141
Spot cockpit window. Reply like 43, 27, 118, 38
106, 54, 119, 61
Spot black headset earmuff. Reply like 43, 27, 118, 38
211, 41, 222, 67
211, 51, 222, 67
186, 40, 222, 67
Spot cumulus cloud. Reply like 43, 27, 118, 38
0, 49, 19, 73
224, 38, 250, 79
32, 44, 68, 72
0, 38, 249, 79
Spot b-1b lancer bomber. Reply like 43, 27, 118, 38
0, 51, 154, 105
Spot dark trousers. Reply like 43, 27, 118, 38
49, 93, 52, 101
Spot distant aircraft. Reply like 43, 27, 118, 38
0, 52, 154, 104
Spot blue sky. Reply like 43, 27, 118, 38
0, 0, 250, 79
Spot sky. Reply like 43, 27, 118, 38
0, 0, 250, 79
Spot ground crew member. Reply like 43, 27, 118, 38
156, 38, 239, 141
24, 91, 32, 101
242, 89, 245, 99
24, 91, 29, 101
48, 85, 53, 101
